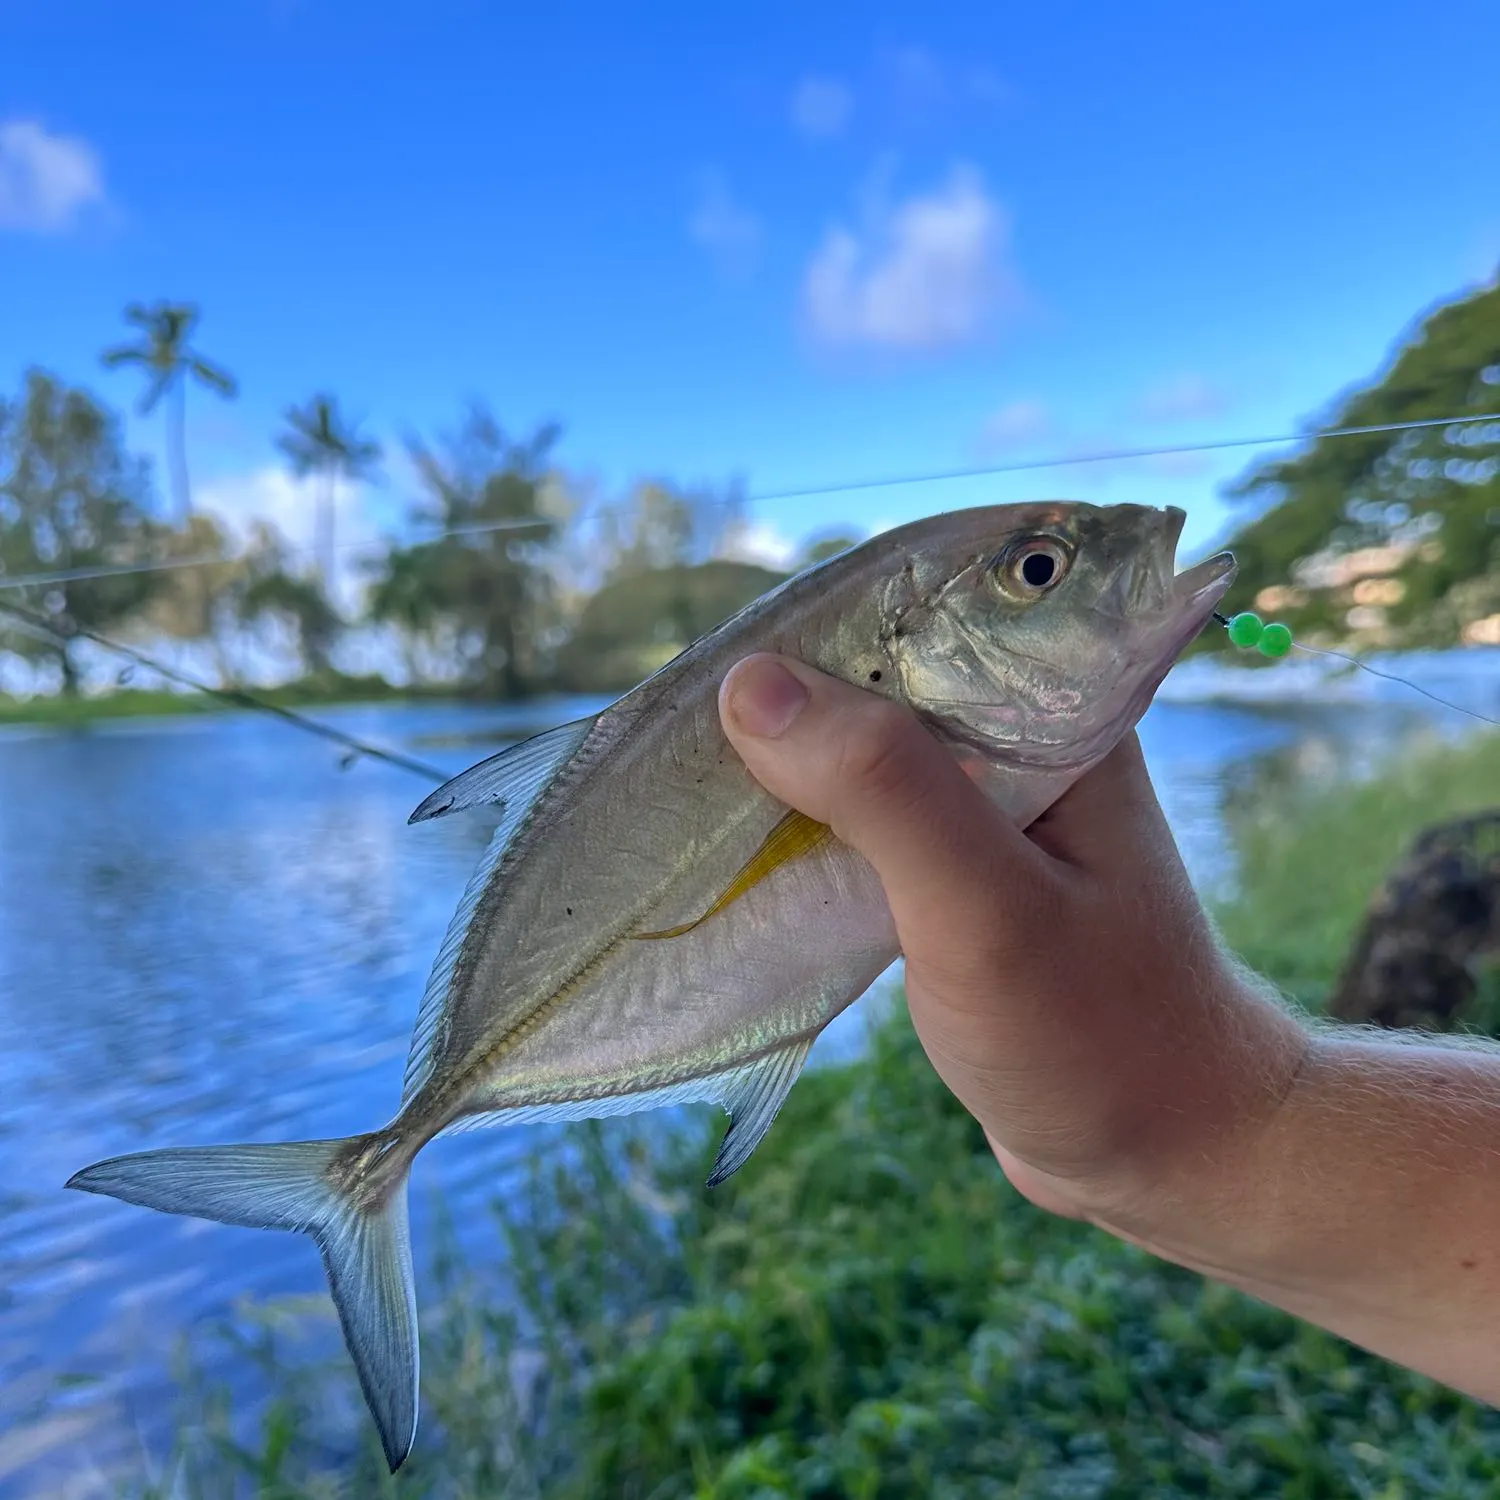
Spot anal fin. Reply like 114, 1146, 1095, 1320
437, 1035, 819, 1187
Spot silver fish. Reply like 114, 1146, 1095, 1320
67, 501, 1234, 1469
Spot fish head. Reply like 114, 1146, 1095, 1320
886, 501, 1235, 771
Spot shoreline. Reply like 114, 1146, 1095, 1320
7, 643, 1499, 728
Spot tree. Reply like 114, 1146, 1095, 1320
100, 302, 236, 525
795, 531, 862, 571
397, 405, 567, 698
140, 510, 242, 684
599, 480, 745, 581
0, 370, 165, 694
276, 394, 382, 592
554, 558, 787, 693
364, 540, 453, 684
1219, 277, 1500, 650
580, 480, 748, 658
231, 520, 342, 679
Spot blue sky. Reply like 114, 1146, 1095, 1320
2, 0, 1497, 570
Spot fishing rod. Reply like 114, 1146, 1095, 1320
0, 597, 449, 784
4, 586, 1496, 801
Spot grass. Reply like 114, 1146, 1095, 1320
112, 728, 1500, 1499
1214, 725, 1500, 1004
0, 675, 442, 726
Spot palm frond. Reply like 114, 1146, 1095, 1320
100, 345, 150, 370
188, 358, 237, 398
277, 394, 381, 478
275, 429, 321, 476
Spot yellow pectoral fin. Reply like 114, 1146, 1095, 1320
635, 808, 833, 941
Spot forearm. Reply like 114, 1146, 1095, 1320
1107, 1028, 1500, 1404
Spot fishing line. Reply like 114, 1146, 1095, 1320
744, 411, 1500, 507
0, 598, 449, 783
3, 408, 1496, 772
2, 409, 1497, 595
1210, 609, 1500, 729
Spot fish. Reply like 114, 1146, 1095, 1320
66, 501, 1234, 1470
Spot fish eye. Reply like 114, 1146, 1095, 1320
994, 536, 1072, 597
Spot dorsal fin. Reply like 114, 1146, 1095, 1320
408, 717, 598, 824
401, 715, 598, 1102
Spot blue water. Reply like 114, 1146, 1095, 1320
0, 686, 1482, 1495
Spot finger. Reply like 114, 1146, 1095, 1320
1026, 731, 1181, 876
718, 654, 1051, 965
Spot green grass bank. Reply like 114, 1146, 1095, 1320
126, 728, 1500, 1499
0, 676, 431, 726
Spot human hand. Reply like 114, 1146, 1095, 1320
717, 652, 1307, 1237
720, 651, 1500, 1404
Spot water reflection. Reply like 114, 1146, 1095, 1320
0, 689, 1475, 1494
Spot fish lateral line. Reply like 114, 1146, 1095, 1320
428, 815, 810, 1108
634, 807, 834, 941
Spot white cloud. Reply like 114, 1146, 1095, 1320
981, 398, 1051, 451
688, 172, 762, 278
199, 466, 321, 547
1136, 373, 1229, 424
715, 517, 798, 571
790, 76, 853, 138
197, 466, 384, 611
801, 165, 1016, 351
0, 119, 105, 233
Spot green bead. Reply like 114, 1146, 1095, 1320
1226, 611, 1264, 648
1258, 622, 1293, 658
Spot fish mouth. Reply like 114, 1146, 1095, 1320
1154, 547, 1236, 666
1172, 549, 1237, 610
1158, 504, 1236, 615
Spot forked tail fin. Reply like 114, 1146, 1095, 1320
66, 1136, 419, 1471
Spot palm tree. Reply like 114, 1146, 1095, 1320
101, 302, 237, 525
276, 394, 382, 593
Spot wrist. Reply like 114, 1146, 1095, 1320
1062, 976, 1315, 1260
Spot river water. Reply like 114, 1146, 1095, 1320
1, 661, 1496, 1495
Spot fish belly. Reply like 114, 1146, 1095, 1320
457, 838, 897, 1115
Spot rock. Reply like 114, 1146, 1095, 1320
1327, 810, 1500, 1030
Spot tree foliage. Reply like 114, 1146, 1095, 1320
101, 302, 236, 524
276, 393, 382, 589
796, 531, 861, 570
232, 522, 343, 678
1221, 278, 1500, 650
377, 406, 567, 698
0, 370, 165, 692
556, 558, 787, 692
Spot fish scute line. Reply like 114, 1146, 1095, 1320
432, 924, 637, 1120
425, 799, 783, 1122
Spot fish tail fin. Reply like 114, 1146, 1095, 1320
66, 1135, 419, 1472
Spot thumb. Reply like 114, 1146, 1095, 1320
718, 653, 1050, 983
